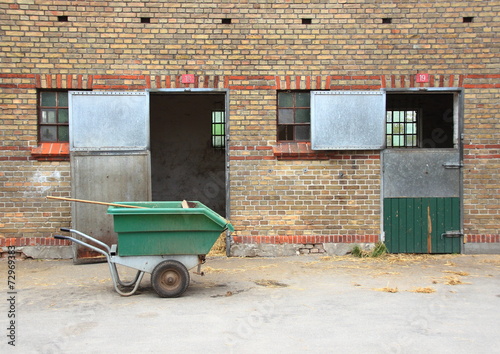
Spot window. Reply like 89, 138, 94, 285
386, 110, 418, 147
277, 91, 310, 141
38, 91, 69, 142
211, 110, 225, 148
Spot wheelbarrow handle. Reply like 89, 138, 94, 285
54, 235, 70, 240
54, 229, 146, 297
54, 234, 110, 259
59, 228, 111, 253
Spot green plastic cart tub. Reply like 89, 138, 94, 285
107, 201, 234, 256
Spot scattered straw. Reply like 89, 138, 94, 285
202, 266, 247, 274
479, 258, 500, 265
409, 287, 436, 293
384, 254, 432, 264
444, 270, 470, 276
249, 264, 278, 270
444, 276, 465, 285
304, 261, 320, 266
373, 287, 399, 293
202, 266, 226, 274
335, 264, 373, 270
372, 271, 401, 276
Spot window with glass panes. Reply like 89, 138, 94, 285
386, 110, 418, 147
39, 91, 69, 142
277, 91, 310, 141
211, 110, 225, 148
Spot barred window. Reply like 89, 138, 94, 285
386, 110, 418, 147
211, 110, 225, 148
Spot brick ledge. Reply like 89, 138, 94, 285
31, 142, 70, 161
272, 142, 331, 160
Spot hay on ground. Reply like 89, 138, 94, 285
373, 287, 399, 293
444, 270, 470, 276
444, 276, 466, 285
409, 287, 436, 293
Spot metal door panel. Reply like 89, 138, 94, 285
383, 150, 460, 198
310, 91, 386, 150
71, 153, 151, 261
69, 91, 151, 262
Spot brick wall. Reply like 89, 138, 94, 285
463, 86, 500, 242
1, 0, 498, 254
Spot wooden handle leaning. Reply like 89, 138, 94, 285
46, 196, 147, 209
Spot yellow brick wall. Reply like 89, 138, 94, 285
0, 0, 498, 249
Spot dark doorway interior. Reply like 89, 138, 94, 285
386, 93, 455, 148
149, 93, 226, 216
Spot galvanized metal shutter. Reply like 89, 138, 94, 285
69, 92, 151, 262
69, 91, 149, 151
310, 91, 386, 150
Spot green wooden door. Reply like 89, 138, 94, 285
384, 197, 461, 254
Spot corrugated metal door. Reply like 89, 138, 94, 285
69, 92, 151, 262
384, 197, 461, 254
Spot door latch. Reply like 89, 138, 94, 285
441, 230, 463, 238
442, 162, 463, 169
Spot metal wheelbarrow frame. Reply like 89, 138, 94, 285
55, 228, 204, 298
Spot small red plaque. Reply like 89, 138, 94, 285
181, 74, 195, 84
416, 73, 430, 83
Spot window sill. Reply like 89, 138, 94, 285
31, 142, 70, 161
272, 142, 330, 160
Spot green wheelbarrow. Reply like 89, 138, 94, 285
55, 201, 234, 298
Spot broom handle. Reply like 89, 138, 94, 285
46, 196, 147, 209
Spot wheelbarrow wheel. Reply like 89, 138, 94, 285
151, 260, 190, 298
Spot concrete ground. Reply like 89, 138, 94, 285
2, 254, 499, 353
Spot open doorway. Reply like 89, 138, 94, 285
149, 92, 227, 216
383, 90, 463, 253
